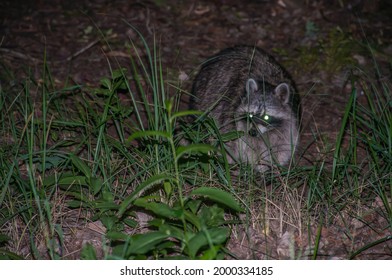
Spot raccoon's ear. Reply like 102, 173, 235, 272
246, 78, 258, 95
274, 83, 290, 104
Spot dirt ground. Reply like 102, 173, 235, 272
1, 0, 392, 259
2, 0, 391, 138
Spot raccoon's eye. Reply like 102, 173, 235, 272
252, 113, 281, 127
249, 113, 271, 124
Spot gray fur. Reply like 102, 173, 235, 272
191, 46, 300, 172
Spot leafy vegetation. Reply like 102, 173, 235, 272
0, 28, 391, 259
0, 31, 244, 259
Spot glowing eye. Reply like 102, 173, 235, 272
263, 114, 270, 121
249, 113, 253, 118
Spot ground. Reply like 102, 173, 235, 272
1, 0, 391, 259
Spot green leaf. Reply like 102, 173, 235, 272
200, 245, 222, 260
100, 77, 112, 90
90, 177, 103, 195
165, 99, 173, 114
127, 232, 168, 255
332, 89, 356, 180
124, 218, 138, 228
92, 201, 119, 210
186, 199, 202, 214
117, 173, 173, 217
134, 198, 182, 219
102, 189, 114, 202
183, 210, 201, 230
199, 204, 225, 226
170, 110, 202, 123
111, 243, 131, 259
176, 144, 215, 161
163, 181, 172, 197
63, 189, 90, 202
100, 215, 120, 231
112, 68, 127, 80
154, 240, 176, 254
187, 227, 228, 258
0, 249, 24, 260
158, 224, 186, 241
106, 231, 130, 241
80, 244, 97, 260
190, 187, 243, 212
70, 154, 92, 178
42, 173, 84, 188
0, 234, 10, 244
67, 200, 88, 208
50, 175, 88, 187
36, 155, 65, 172
127, 130, 170, 142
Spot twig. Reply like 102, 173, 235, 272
0, 48, 39, 63
65, 38, 100, 62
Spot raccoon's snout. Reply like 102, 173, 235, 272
249, 129, 257, 137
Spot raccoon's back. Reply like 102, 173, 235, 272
191, 46, 297, 121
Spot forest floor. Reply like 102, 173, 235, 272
1, 0, 392, 259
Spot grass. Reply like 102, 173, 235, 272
0, 28, 391, 259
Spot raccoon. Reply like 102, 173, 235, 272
191, 46, 300, 172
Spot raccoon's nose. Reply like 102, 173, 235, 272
249, 127, 258, 137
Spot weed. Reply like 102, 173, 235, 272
0, 26, 391, 260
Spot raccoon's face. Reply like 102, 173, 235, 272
236, 79, 293, 137
230, 78, 299, 171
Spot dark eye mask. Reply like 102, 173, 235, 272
248, 113, 282, 127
